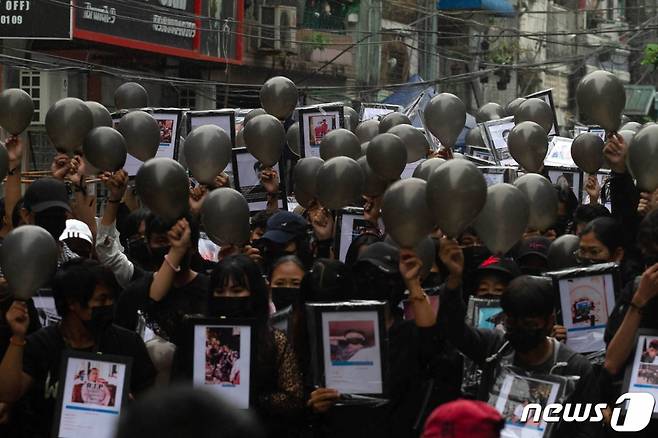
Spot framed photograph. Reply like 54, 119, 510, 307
582, 170, 612, 211
32, 288, 60, 327
400, 158, 425, 179
360, 103, 402, 122
544, 136, 576, 168
489, 368, 564, 438
198, 231, 220, 263
622, 329, 658, 419
188, 317, 255, 409
479, 167, 518, 187
334, 207, 371, 263
298, 104, 344, 158
588, 126, 606, 141
468, 145, 496, 162
525, 89, 559, 136
231, 147, 287, 213
481, 116, 516, 166
466, 297, 504, 331
546, 166, 583, 202
113, 109, 183, 177
546, 263, 619, 353
52, 351, 132, 438
186, 110, 236, 147
306, 301, 388, 397
573, 125, 589, 137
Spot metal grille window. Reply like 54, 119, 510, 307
20, 70, 40, 122
179, 87, 196, 110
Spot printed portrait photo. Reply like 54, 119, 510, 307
205, 327, 241, 385
308, 115, 334, 147
500, 377, 555, 430
566, 277, 610, 328
329, 320, 377, 365
157, 119, 174, 145
68, 359, 122, 407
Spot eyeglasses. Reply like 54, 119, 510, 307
573, 248, 607, 262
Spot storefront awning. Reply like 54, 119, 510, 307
437, 0, 515, 16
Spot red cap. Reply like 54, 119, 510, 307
422, 399, 504, 438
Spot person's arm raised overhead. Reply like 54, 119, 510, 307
149, 218, 191, 302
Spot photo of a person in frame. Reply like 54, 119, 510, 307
640, 338, 658, 364
329, 321, 377, 365
567, 279, 609, 328
308, 116, 334, 147
637, 363, 658, 386
500, 377, 553, 430
71, 365, 117, 407
205, 327, 241, 385
157, 119, 174, 145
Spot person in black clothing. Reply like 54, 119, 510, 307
0, 259, 155, 438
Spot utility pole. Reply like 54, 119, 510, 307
356, 0, 382, 98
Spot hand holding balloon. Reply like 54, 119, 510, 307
603, 133, 627, 173
260, 167, 279, 194
215, 172, 230, 188
399, 249, 422, 288
51, 153, 73, 180
168, 218, 192, 254
100, 170, 129, 202
189, 185, 209, 216
585, 175, 600, 204
439, 238, 464, 289
637, 190, 658, 217
363, 195, 382, 225
308, 205, 334, 241
6, 136, 23, 172
5, 301, 29, 338
66, 155, 87, 187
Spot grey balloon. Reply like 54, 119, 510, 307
412, 158, 445, 181
201, 188, 251, 246
83, 127, 127, 172
355, 119, 380, 143
243, 114, 285, 167
547, 234, 580, 270
286, 122, 301, 156
627, 124, 658, 192
320, 128, 361, 160
382, 178, 434, 248
85, 101, 113, 128
515, 98, 554, 134
117, 110, 160, 162
473, 183, 530, 255
344, 106, 359, 131
388, 124, 430, 163
424, 93, 466, 149
45, 98, 94, 152
360, 141, 369, 157
0, 225, 58, 300
621, 122, 642, 133
136, 157, 190, 222
465, 125, 487, 148
476, 102, 506, 123
0, 143, 8, 181
243, 108, 267, 126
366, 133, 407, 180
618, 129, 636, 147
384, 235, 435, 280
184, 125, 232, 185
513, 173, 558, 231
506, 97, 526, 117
114, 82, 148, 110
0, 88, 34, 135
576, 70, 626, 132
259, 76, 298, 120
426, 159, 487, 237
236, 129, 246, 148
293, 157, 324, 207
358, 156, 388, 196
507, 121, 548, 173
571, 132, 605, 174
316, 156, 364, 210
379, 112, 411, 133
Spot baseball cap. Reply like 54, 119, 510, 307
423, 399, 504, 438
517, 237, 551, 261
354, 241, 399, 274
59, 219, 93, 244
477, 256, 521, 281
24, 178, 71, 213
261, 211, 309, 244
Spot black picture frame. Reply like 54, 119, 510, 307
525, 89, 559, 136
622, 328, 658, 419
481, 116, 516, 166
333, 207, 370, 263
297, 104, 345, 159
545, 165, 584, 202
359, 103, 403, 121
305, 301, 389, 400
186, 110, 237, 147
466, 297, 504, 330
478, 166, 518, 186
231, 147, 288, 213
52, 351, 132, 438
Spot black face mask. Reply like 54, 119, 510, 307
505, 325, 547, 353
149, 246, 170, 269
207, 297, 253, 318
35, 212, 67, 241
126, 238, 151, 269
271, 287, 300, 311
81, 305, 114, 336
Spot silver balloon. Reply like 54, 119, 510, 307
571, 133, 604, 174
344, 106, 359, 132
355, 120, 380, 143
114, 82, 148, 110
513, 174, 558, 231
45, 98, 94, 152
83, 127, 127, 172
259, 76, 298, 120
547, 234, 580, 270
236, 129, 246, 148
320, 128, 361, 160
358, 156, 388, 196
412, 158, 445, 181
506, 97, 526, 117
424, 93, 466, 148
627, 124, 658, 192
514, 98, 554, 134
465, 125, 486, 148
0, 88, 34, 135
379, 112, 411, 133
243, 108, 267, 127
184, 125, 232, 185
84, 101, 113, 128
473, 183, 530, 255
618, 129, 636, 148
286, 122, 301, 156
382, 178, 434, 248
0, 225, 58, 300
293, 157, 324, 207
507, 121, 548, 173
201, 188, 251, 246
366, 133, 407, 180
620, 122, 642, 133
476, 102, 506, 123
576, 70, 626, 132
360, 141, 369, 157
243, 114, 285, 167
136, 157, 190, 222
117, 110, 160, 162
426, 159, 487, 237
384, 235, 436, 280
316, 156, 364, 210
388, 124, 430, 163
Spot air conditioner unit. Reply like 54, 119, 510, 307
257, 5, 297, 53
19, 70, 69, 125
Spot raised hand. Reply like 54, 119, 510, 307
100, 170, 128, 202
603, 133, 627, 174
5, 136, 24, 172
439, 237, 464, 289
5, 300, 29, 338
585, 174, 600, 204
168, 218, 191, 253
260, 167, 279, 194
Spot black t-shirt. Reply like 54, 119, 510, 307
21, 324, 155, 438
115, 272, 209, 343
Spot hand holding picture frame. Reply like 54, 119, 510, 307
360, 103, 402, 122
481, 116, 516, 166
466, 297, 505, 331
52, 351, 132, 438
334, 207, 370, 263
231, 147, 287, 212
622, 328, 658, 419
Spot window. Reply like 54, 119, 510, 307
280, 11, 291, 49
19, 70, 40, 122
179, 87, 196, 110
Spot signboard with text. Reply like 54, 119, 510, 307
0, 0, 72, 39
